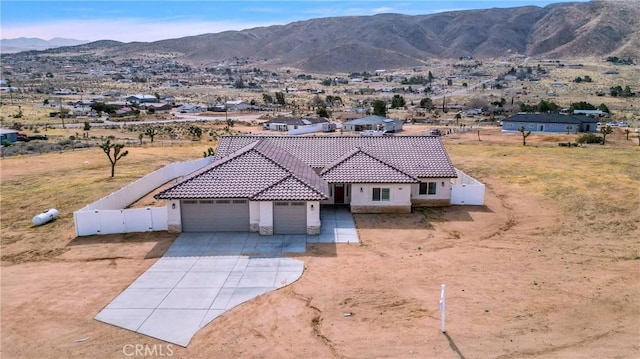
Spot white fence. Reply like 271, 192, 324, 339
450, 168, 485, 205
74, 157, 213, 236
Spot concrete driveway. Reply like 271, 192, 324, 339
94, 206, 358, 346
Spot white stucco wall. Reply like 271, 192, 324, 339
411, 178, 451, 201
167, 199, 182, 232
288, 123, 325, 135
307, 201, 321, 227
350, 183, 412, 207
249, 201, 260, 230
259, 201, 273, 228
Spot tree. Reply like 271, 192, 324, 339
263, 93, 273, 105
145, 127, 158, 143
419, 97, 434, 109
188, 125, 203, 140
316, 106, 330, 118
372, 99, 387, 117
138, 133, 144, 145
600, 125, 613, 145
224, 119, 234, 133
598, 103, 610, 113
428, 71, 434, 85
275, 92, 286, 106
518, 126, 531, 146
390, 94, 406, 109
624, 128, 630, 140
83, 121, 91, 131
100, 139, 128, 177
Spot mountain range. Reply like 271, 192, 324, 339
0, 37, 89, 53
5, 0, 638, 73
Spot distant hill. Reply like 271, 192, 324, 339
12, 0, 640, 72
0, 37, 89, 53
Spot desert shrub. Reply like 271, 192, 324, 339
576, 133, 603, 144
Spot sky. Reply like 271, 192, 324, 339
1, 0, 590, 43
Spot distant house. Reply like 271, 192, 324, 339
502, 113, 598, 133
262, 117, 330, 135
127, 94, 158, 104
53, 89, 77, 95
178, 104, 206, 113
573, 109, 607, 117
342, 115, 404, 133
226, 100, 250, 111
142, 102, 173, 112
114, 107, 135, 117
0, 128, 19, 144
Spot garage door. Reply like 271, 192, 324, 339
181, 199, 249, 232
273, 201, 307, 234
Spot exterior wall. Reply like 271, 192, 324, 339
503, 121, 594, 133
1, 131, 18, 143
307, 201, 321, 235
288, 123, 325, 135
166, 199, 182, 232
267, 123, 288, 131
322, 183, 352, 205
249, 201, 260, 232
411, 178, 452, 207
258, 201, 274, 235
350, 183, 412, 213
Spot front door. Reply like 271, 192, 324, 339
334, 184, 344, 204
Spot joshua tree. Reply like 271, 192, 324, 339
145, 127, 158, 143
99, 139, 128, 177
600, 125, 613, 145
518, 126, 531, 146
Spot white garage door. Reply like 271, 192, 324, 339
273, 201, 307, 234
181, 199, 249, 232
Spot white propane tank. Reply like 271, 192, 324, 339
32, 208, 59, 226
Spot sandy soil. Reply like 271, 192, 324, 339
1, 130, 638, 358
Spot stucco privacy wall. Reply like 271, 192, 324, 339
74, 157, 213, 236
450, 168, 485, 205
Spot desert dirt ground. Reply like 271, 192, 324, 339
1, 128, 638, 358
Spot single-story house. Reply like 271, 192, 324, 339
0, 128, 19, 143
262, 117, 330, 135
155, 136, 458, 235
141, 102, 173, 112
342, 115, 404, 133
226, 100, 250, 111
178, 104, 206, 113
502, 113, 598, 133
573, 109, 608, 117
126, 94, 158, 104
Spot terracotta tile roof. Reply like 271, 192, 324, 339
156, 139, 328, 200
320, 148, 416, 183
157, 135, 457, 201
252, 175, 326, 200
215, 135, 457, 178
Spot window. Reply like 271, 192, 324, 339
419, 182, 437, 195
372, 188, 390, 201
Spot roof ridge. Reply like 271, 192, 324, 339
161, 140, 260, 189
251, 139, 327, 191
250, 174, 327, 200
321, 146, 417, 180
